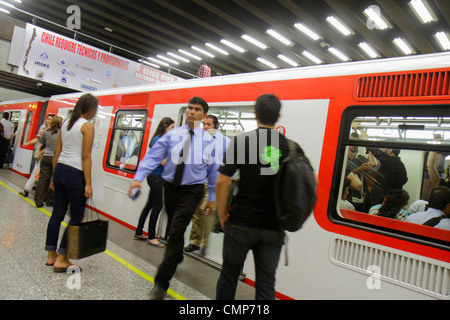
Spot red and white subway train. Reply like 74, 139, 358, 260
1, 52, 449, 299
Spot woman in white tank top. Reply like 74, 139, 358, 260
45, 93, 98, 272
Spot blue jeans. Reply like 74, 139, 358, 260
45, 163, 86, 254
216, 222, 285, 300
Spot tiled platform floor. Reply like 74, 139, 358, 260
0, 168, 255, 300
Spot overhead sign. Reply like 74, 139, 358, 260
17, 24, 181, 91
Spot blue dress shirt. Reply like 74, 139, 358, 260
134, 125, 228, 201
149, 136, 163, 175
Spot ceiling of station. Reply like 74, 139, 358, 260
2, 0, 450, 82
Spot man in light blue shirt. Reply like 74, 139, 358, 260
185, 115, 230, 253
128, 96, 222, 299
131, 122, 219, 202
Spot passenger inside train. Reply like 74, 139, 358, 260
336, 111, 450, 237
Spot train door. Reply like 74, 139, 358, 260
7, 101, 44, 177
153, 98, 330, 273
93, 94, 150, 229
176, 101, 258, 266
2, 110, 21, 168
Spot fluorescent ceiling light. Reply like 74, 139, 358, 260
220, 39, 245, 53
156, 55, 179, 65
0, 7, 10, 13
364, 7, 389, 30
147, 57, 170, 67
13, 0, 21, 3
358, 42, 379, 58
205, 43, 229, 55
277, 54, 298, 67
167, 52, 190, 63
393, 38, 413, 55
328, 47, 350, 61
435, 32, 450, 50
302, 51, 322, 64
326, 16, 353, 36
241, 35, 267, 49
257, 57, 277, 69
0, 1, 15, 8
178, 49, 201, 60
409, 0, 437, 23
191, 46, 214, 58
138, 59, 160, 69
266, 29, 293, 46
294, 23, 321, 40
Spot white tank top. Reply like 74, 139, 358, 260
57, 118, 88, 171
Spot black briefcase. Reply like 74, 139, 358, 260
67, 200, 108, 260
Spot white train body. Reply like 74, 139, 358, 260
2, 52, 449, 299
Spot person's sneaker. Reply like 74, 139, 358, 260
184, 244, 200, 252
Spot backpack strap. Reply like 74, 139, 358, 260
283, 139, 305, 162
284, 234, 289, 266
282, 139, 296, 163
423, 215, 444, 227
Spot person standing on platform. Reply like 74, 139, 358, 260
128, 97, 220, 300
133, 117, 174, 247
34, 116, 62, 207
45, 93, 98, 272
19, 114, 55, 197
215, 94, 289, 300
184, 115, 229, 254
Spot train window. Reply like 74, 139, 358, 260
179, 105, 258, 137
21, 111, 33, 145
106, 109, 147, 173
9, 111, 21, 125
330, 105, 450, 249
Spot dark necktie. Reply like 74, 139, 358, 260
172, 129, 194, 187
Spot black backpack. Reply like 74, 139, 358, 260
423, 215, 445, 227
274, 139, 317, 232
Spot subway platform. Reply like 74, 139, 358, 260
0, 168, 256, 301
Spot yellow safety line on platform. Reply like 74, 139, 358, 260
0, 180, 186, 300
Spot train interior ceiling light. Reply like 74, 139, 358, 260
0, 0, 449, 79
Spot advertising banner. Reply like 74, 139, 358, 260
17, 24, 181, 91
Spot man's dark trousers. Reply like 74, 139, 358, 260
154, 182, 204, 290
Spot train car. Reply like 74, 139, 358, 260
45, 52, 450, 300
0, 97, 48, 177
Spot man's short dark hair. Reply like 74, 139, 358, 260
428, 186, 450, 211
206, 115, 219, 129
189, 96, 209, 114
2, 112, 9, 120
254, 94, 281, 126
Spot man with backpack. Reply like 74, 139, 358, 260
215, 94, 291, 300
